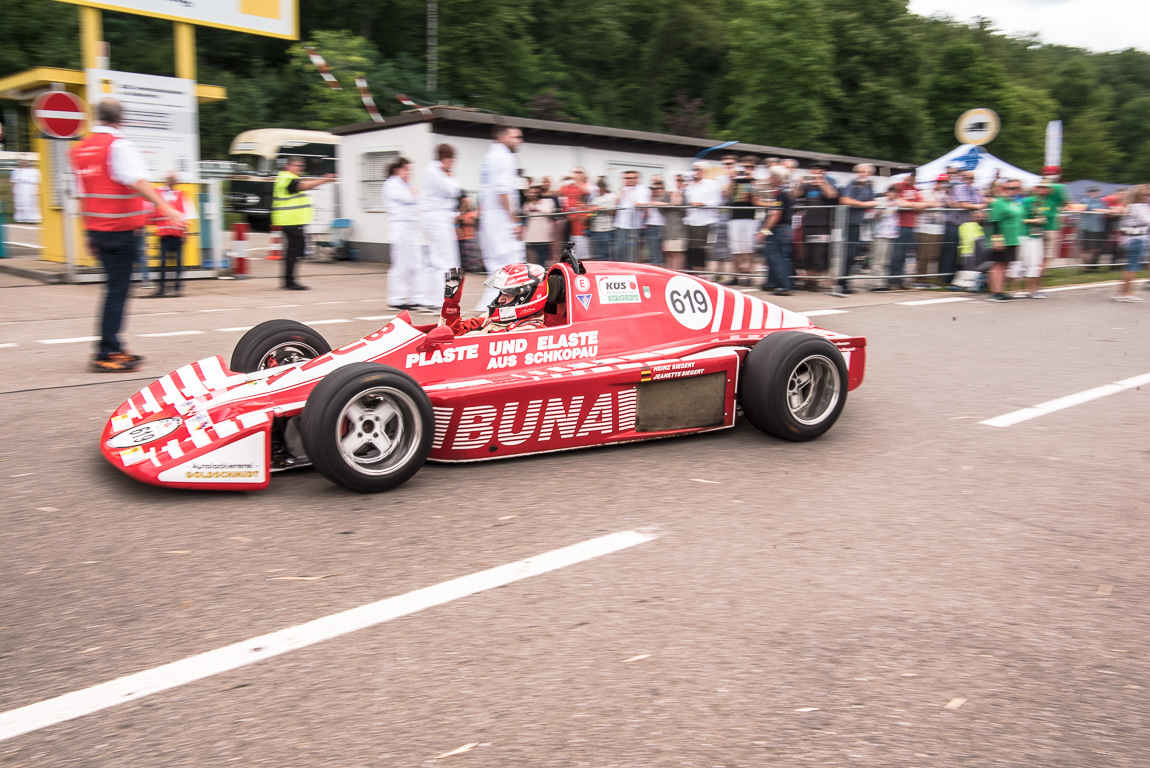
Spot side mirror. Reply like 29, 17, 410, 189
418, 324, 455, 351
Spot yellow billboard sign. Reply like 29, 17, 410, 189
54, 0, 298, 39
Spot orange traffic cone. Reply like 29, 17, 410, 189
267, 226, 283, 261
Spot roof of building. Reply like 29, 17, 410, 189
330, 106, 913, 173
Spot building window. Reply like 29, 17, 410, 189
362, 151, 397, 212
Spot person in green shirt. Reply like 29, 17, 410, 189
1027, 177, 1067, 298
1008, 192, 1047, 297
986, 179, 1027, 301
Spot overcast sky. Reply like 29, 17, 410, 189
908, 0, 1149, 54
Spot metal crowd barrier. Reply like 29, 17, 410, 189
508, 203, 1139, 291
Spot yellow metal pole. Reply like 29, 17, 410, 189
80, 7, 102, 71
174, 22, 196, 81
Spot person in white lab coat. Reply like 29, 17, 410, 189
11, 159, 42, 223
383, 157, 421, 310
477, 125, 526, 311
418, 143, 462, 306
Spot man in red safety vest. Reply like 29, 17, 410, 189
72, 98, 185, 372
146, 172, 193, 298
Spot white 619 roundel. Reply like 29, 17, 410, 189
665, 275, 713, 330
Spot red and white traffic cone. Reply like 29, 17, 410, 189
267, 226, 283, 261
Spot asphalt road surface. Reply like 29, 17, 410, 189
1, 267, 1147, 767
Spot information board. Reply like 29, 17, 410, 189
56, 0, 296, 39
86, 69, 200, 183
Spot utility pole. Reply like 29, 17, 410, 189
427, 0, 438, 95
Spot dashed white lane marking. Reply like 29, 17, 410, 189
216, 326, 253, 332
135, 312, 178, 317
356, 315, 395, 322
196, 308, 240, 313
0, 343, 17, 349
259, 304, 300, 309
37, 336, 98, 345
303, 318, 351, 325
0, 530, 656, 743
138, 330, 205, 338
316, 300, 347, 305
797, 309, 849, 317
981, 372, 1150, 427
898, 297, 973, 306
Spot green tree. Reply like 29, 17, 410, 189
725, 0, 839, 149
924, 43, 1008, 155
822, 0, 929, 161
1062, 108, 1120, 181
992, 83, 1058, 173
437, 0, 534, 112
284, 30, 385, 130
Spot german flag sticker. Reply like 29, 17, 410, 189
640, 367, 652, 383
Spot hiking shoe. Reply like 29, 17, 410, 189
90, 356, 139, 373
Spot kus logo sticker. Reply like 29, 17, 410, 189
576, 293, 592, 309
596, 275, 641, 304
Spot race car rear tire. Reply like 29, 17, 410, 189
230, 320, 331, 373
740, 332, 847, 442
299, 362, 434, 493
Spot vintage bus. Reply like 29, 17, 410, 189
226, 129, 339, 233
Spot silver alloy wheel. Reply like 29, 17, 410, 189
335, 387, 423, 476
786, 354, 841, 426
259, 341, 322, 370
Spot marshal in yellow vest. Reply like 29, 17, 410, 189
272, 171, 314, 227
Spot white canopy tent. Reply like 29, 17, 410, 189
910, 145, 1041, 189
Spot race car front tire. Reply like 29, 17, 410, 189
230, 319, 332, 373
299, 362, 434, 493
740, 331, 847, 441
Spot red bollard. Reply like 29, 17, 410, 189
231, 222, 250, 278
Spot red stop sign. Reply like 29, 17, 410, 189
32, 91, 89, 139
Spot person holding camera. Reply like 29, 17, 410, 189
792, 161, 839, 290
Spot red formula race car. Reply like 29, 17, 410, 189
100, 252, 866, 493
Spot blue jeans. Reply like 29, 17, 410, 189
590, 230, 612, 260
645, 225, 664, 265
614, 227, 641, 262
888, 226, 916, 287
89, 229, 142, 358
1124, 236, 1146, 272
765, 224, 793, 291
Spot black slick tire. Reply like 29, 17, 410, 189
299, 362, 433, 493
740, 331, 848, 442
230, 319, 331, 373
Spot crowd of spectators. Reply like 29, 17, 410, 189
449, 155, 1148, 301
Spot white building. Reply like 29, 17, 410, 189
331, 106, 912, 261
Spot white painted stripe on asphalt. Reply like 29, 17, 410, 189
138, 330, 204, 338
38, 336, 98, 345
316, 301, 347, 305
356, 315, 395, 322
1044, 280, 1147, 293
797, 309, 849, 317
0, 343, 17, 349
260, 304, 300, 309
196, 308, 240, 313
304, 319, 350, 325
216, 326, 253, 332
0, 530, 656, 743
981, 374, 1150, 427
134, 312, 178, 317
897, 297, 973, 306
